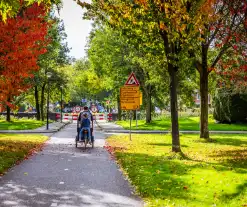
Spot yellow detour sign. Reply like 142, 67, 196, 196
120, 86, 140, 110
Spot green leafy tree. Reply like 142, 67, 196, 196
29, 13, 71, 120
68, 58, 105, 103
87, 25, 170, 122
77, 0, 214, 152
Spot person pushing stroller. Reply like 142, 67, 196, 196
79, 113, 91, 143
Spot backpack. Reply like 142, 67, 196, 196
81, 116, 90, 127
80, 111, 92, 124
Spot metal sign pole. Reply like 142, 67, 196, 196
60, 87, 63, 123
129, 110, 132, 141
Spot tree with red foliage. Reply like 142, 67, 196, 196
0, 3, 49, 121
192, 0, 247, 138
217, 50, 247, 93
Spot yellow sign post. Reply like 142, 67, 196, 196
121, 72, 141, 140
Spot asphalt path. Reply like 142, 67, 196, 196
0, 123, 143, 207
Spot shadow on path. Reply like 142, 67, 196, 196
0, 123, 143, 207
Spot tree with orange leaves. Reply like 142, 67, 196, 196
0, 2, 49, 121
77, 0, 247, 150
77, 0, 215, 152
0, 0, 61, 21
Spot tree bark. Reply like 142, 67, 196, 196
160, 28, 181, 152
133, 110, 137, 121
34, 86, 41, 120
6, 99, 11, 122
146, 85, 152, 123
200, 45, 209, 139
41, 83, 46, 121
168, 63, 181, 152
117, 94, 122, 121
139, 71, 152, 124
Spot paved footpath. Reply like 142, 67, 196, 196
0, 123, 143, 207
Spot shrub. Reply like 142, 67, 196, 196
213, 88, 247, 123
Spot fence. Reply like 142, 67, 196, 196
62, 113, 108, 122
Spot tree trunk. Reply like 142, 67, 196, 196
200, 45, 209, 139
146, 86, 152, 123
133, 110, 137, 121
41, 83, 46, 121
168, 63, 181, 152
117, 94, 122, 121
6, 100, 11, 122
34, 86, 41, 120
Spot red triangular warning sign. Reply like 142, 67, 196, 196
125, 72, 139, 86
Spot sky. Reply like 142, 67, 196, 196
58, 0, 93, 60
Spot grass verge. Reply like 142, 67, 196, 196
0, 134, 48, 174
107, 134, 247, 207
0, 119, 46, 130
117, 116, 247, 131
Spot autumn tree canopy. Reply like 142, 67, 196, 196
0, 0, 61, 21
214, 0, 247, 92
76, 0, 247, 151
188, 0, 247, 138
77, 0, 220, 152
0, 2, 50, 111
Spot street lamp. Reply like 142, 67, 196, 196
46, 72, 52, 130
60, 85, 63, 123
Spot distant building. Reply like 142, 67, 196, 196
194, 91, 211, 106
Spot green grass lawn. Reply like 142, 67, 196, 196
107, 134, 247, 207
117, 116, 247, 131
0, 134, 48, 174
0, 119, 46, 130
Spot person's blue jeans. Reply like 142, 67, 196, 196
80, 127, 91, 142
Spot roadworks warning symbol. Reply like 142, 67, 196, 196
125, 72, 139, 86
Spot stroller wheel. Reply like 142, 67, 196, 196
84, 139, 87, 149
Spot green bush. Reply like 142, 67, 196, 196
213, 88, 247, 123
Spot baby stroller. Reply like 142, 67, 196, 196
75, 116, 94, 149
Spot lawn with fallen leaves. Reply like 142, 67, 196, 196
107, 134, 247, 207
0, 118, 46, 130
117, 116, 247, 131
0, 134, 48, 174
